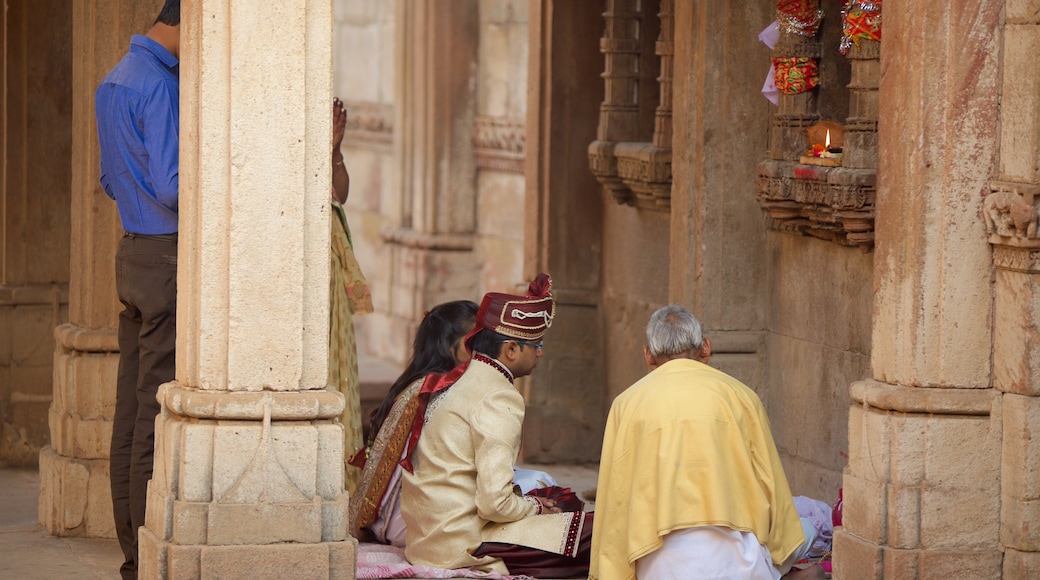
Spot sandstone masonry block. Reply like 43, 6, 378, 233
920, 487, 999, 549
72, 416, 107, 459
923, 414, 1000, 489
1004, 548, 1040, 579
886, 484, 921, 549
181, 422, 216, 502
85, 460, 115, 538
138, 526, 167, 580
145, 482, 173, 540
322, 498, 349, 542
1006, 0, 1040, 20
916, 548, 1002, 580
880, 546, 918, 580
1002, 393, 1040, 501
316, 421, 344, 498
168, 544, 202, 580
846, 405, 890, 482
832, 529, 883, 580
270, 421, 319, 499
62, 459, 89, 531
998, 25, 1040, 183
201, 543, 330, 580
172, 501, 209, 545
207, 501, 323, 545
329, 536, 358, 578
1001, 496, 1040, 550
888, 414, 926, 485
843, 473, 886, 543
212, 421, 263, 500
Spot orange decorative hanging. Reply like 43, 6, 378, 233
772, 57, 820, 94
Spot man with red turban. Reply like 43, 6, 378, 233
400, 273, 592, 577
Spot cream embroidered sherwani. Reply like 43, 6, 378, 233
401, 357, 584, 573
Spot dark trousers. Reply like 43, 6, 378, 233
111, 234, 177, 580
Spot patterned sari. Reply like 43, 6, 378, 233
350, 379, 424, 541
330, 201, 372, 494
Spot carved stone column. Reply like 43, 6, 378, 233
39, 0, 161, 539
614, 0, 673, 209
833, 1, 1005, 577
988, 2, 1040, 576
136, 1, 354, 577
524, 1, 607, 462
769, 28, 820, 162
588, 0, 653, 205
380, 0, 479, 356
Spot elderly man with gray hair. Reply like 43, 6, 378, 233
590, 304, 824, 580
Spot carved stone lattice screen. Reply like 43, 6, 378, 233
588, 0, 673, 211
756, 1, 879, 250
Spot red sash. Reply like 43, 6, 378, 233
399, 360, 471, 473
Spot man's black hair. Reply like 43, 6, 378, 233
155, 0, 181, 26
468, 328, 509, 359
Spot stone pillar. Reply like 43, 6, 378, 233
670, 1, 771, 365
989, 1, 1040, 576
378, 0, 479, 357
833, 1, 1005, 577
0, 0, 71, 466
137, 1, 355, 577
39, 0, 161, 539
523, 0, 607, 462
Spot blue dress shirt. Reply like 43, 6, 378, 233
96, 35, 180, 235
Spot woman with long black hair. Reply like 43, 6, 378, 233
348, 300, 478, 545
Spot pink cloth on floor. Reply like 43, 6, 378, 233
356, 543, 530, 579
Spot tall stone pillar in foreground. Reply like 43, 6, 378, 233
833, 1, 1004, 578
137, 1, 355, 577
40, 0, 161, 539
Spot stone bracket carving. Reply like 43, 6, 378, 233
756, 159, 876, 250
984, 180, 1040, 248
589, 140, 672, 210
472, 116, 525, 174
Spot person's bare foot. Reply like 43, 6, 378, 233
782, 564, 826, 580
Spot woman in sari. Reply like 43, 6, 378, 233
349, 300, 479, 544
329, 97, 373, 494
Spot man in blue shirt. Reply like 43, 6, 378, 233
95, 1, 180, 578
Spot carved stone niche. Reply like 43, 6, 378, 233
756, 159, 876, 250
985, 181, 1040, 252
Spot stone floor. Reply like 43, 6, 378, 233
0, 463, 599, 580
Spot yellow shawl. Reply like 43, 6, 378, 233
590, 359, 805, 580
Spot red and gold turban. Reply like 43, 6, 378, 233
465, 273, 555, 347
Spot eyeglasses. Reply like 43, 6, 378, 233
502, 339, 544, 351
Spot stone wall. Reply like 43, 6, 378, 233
601, 203, 670, 403
764, 232, 872, 502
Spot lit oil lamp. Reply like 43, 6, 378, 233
820, 130, 843, 161
800, 124, 844, 167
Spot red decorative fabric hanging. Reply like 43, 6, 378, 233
772, 57, 820, 94
777, 0, 823, 37
840, 1, 882, 54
